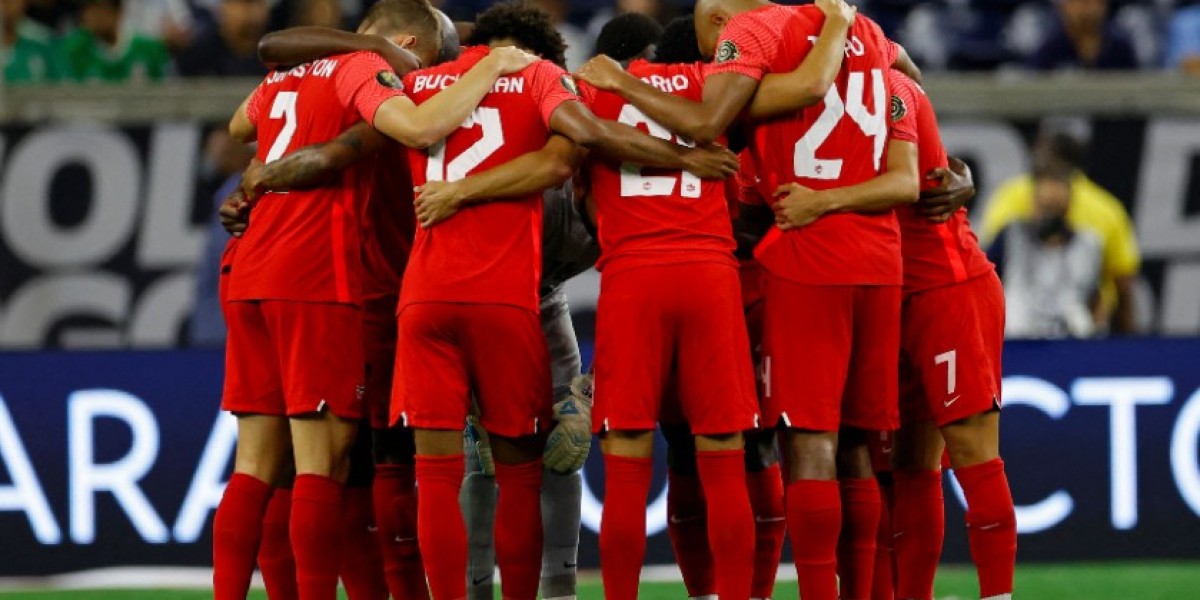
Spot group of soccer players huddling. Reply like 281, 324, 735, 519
210, 0, 1019, 599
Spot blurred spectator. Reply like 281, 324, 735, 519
532, 0, 590, 69
24, 0, 73, 31
1166, 0, 1200, 75
121, 0, 195, 52
982, 127, 1141, 334
59, 0, 172, 82
988, 165, 1104, 339
175, 0, 268, 77
290, 0, 343, 28
1027, 0, 1138, 70
2, 0, 66, 83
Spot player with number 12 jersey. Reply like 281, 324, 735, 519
581, 58, 759, 600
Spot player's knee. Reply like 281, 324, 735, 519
491, 433, 544, 465
599, 429, 655, 458
835, 427, 873, 479
695, 431, 743, 452
743, 428, 780, 473
942, 411, 1000, 469
783, 430, 837, 481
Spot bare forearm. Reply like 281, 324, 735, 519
258, 149, 338, 191
749, 18, 849, 119
586, 121, 697, 171
820, 171, 920, 214
376, 57, 503, 148
616, 77, 714, 142
258, 27, 419, 73
457, 149, 578, 203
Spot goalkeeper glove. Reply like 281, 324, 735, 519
543, 373, 594, 474
464, 414, 495, 477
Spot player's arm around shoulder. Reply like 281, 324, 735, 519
747, 0, 856, 119
258, 27, 421, 74
246, 121, 389, 198
229, 91, 258, 144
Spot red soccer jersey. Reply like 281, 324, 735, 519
400, 47, 579, 312
709, 4, 901, 286
359, 143, 416, 303
583, 60, 736, 273
228, 52, 404, 305
733, 151, 767, 307
888, 71, 993, 294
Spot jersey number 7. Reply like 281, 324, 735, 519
794, 69, 887, 180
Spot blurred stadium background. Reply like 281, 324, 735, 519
2, 0, 1200, 597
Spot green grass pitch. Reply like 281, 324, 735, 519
2, 563, 1200, 600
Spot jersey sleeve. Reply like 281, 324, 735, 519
529, 60, 584, 127
335, 52, 408, 123
245, 81, 267, 127
888, 73, 920, 145
706, 11, 781, 81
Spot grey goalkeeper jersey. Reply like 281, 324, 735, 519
539, 180, 599, 299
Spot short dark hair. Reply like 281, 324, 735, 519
360, 0, 442, 56
653, 16, 701, 64
1040, 131, 1087, 170
466, 1, 567, 68
595, 12, 663, 62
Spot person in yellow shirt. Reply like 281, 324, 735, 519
981, 130, 1141, 333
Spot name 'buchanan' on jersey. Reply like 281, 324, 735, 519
582, 60, 737, 273
888, 70, 993, 294
710, 4, 902, 286
228, 52, 405, 305
400, 46, 580, 313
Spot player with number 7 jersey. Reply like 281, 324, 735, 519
579, 59, 760, 600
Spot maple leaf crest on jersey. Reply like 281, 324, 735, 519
376, 70, 404, 90
716, 39, 739, 63
890, 93, 907, 122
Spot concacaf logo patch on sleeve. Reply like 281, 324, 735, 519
376, 70, 404, 91
716, 39, 740, 63
890, 94, 907, 123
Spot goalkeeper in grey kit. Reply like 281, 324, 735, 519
462, 179, 599, 600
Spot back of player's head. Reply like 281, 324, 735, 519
693, 0, 757, 58
434, 8, 461, 63
594, 13, 663, 63
359, 0, 442, 67
653, 16, 702, 64
466, 0, 567, 68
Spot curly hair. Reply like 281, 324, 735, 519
653, 16, 703, 65
595, 12, 663, 62
466, 1, 567, 68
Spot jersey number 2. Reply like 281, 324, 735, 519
617, 105, 700, 198
426, 107, 505, 182
793, 69, 887, 180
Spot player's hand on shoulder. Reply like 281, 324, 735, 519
219, 189, 252, 237
773, 182, 827, 230
815, 0, 856, 27
414, 181, 466, 229
683, 143, 740, 180
543, 373, 594, 474
574, 55, 628, 92
916, 156, 974, 223
488, 46, 539, 75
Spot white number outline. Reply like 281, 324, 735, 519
426, 107, 505, 182
793, 69, 887, 180
265, 91, 299, 163
616, 104, 700, 198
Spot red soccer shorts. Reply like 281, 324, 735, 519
900, 271, 1004, 427
363, 295, 399, 430
761, 276, 901, 432
592, 261, 760, 436
223, 300, 365, 419
392, 302, 552, 438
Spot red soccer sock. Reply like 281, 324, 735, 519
415, 454, 468, 600
258, 487, 298, 600
746, 464, 786, 600
955, 459, 1016, 599
872, 477, 895, 600
838, 478, 882, 600
600, 454, 653, 600
373, 464, 427, 600
291, 474, 345, 600
697, 450, 754, 600
785, 479, 841, 600
213, 473, 272, 600
340, 486, 388, 600
667, 470, 715, 597
493, 459, 544, 600
892, 470, 944, 600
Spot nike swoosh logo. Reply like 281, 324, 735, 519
979, 523, 1002, 531
881, 446, 893, 455
754, 516, 786, 524
892, 530, 905, 539
669, 514, 701, 525
472, 576, 492, 586
394, 536, 416, 543
944, 395, 961, 407
563, 562, 577, 569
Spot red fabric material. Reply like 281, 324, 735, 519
838, 478, 882, 600
872, 478, 895, 600
956, 459, 1017, 599
746, 464, 786, 600
785, 479, 841, 600
373, 464, 427, 600
258, 488, 298, 600
697, 450, 754, 600
494, 460, 545, 600
339, 486, 388, 600
291, 474, 345, 600
415, 455, 468, 600
600, 455, 654, 600
892, 470, 944, 600
666, 471, 715, 597
213, 473, 272, 600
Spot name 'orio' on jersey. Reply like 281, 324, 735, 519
410, 73, 527, 94
264, 58, 340, 84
